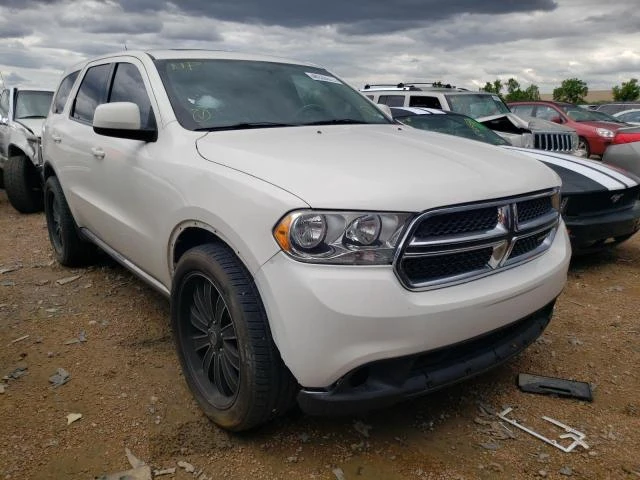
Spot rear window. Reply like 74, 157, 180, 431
52, 71, 79, 114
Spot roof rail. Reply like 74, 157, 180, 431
363, 82, 468, 91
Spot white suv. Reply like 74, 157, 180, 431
361, 83, 578, 154
42, 50, 570, 431
0, 87, 54, 212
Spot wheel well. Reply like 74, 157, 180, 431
172, 226, 223, 267
43, 163, 56, 180
8, 145, 26, 158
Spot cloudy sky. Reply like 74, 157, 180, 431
1, 0, 638, 94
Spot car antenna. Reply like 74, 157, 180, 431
124, 42, 128, 51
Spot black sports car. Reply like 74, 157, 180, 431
391, 107, 640, 253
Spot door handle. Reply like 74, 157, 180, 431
91, 147, 105, 159
51, 134, 62, 143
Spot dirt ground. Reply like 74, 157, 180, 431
0, 190, 639, 480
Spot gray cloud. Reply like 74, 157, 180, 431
118, 0, 557, 32
0, 22, 33, 38
4, 72, 27, 84
84, 16, 163, 35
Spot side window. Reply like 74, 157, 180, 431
109, 63, 156, 129
409, 96, 442, 109
72, 64, 112, 124
378, 95, 405, 107
364, 94, 374, 100
52, 71, 80, 114
0, 90, 9, 117
535, 106, 560, 121
511, 105, 534, 117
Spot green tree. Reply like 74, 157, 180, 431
553, 78, 588, 104
482, 79, 503, 95
612, 78, 640, 101
503, 78, 541, 102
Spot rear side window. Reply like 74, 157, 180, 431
0, 89, 8, 116
72, 64, 112, 124
378, 95, 405, 107
511, 105, 534, 117
52, 71, 79, 114
409, 96, 442, 109
109, 63, 156, 129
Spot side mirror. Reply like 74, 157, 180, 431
93, 102, 157, 142
550, 116, 563, 124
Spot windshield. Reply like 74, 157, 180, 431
154, 59, 390, 130
15, 91, 53, 119
397, 113, 509, 146
444, 93, 510, 118
561, 105, 622, 123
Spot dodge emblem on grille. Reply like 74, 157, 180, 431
610, 193, 624, 203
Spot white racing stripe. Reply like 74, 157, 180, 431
395, 107, 445, 115
504, 147, 630, 190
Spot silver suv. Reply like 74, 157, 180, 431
0, 87, 53, 212
361, 83, 578, 154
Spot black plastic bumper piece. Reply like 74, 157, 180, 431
297, 300, 556, 416
565, 201, 640, 251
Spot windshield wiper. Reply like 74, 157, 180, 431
301, 119, 369, 126
195, 122, 295, 132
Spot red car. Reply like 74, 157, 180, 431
508, 101, 628, 157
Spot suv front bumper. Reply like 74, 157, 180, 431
254, 222, 570, 390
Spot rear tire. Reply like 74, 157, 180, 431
44, 176, 96, 266
171, 243, 297, 431
4, 155, 43, 213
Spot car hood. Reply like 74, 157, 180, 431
196, 124, 560, 211
478, 113, 575, 133
575, 120, 626, 131
503, 146, 639, 194
14, 118, 45, 137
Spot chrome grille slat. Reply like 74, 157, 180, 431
394, 190, 560, 291
533, 132, 573, 153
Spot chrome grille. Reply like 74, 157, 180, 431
395, 190, 560, 290
534, 132, 574, 152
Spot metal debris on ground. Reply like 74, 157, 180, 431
153, 467, 176, 476
332, 467, 346, 480
8, 334, 29, 345
0, 384, 5, 394
177, 461, 195, 473
66, 413, 82, 425
0, 265, 22, 274
7, 362, 28, 379
55, 274, 82, 286
1, 280, 15, 286
125, 448, 146, 468
48, 368, 71, 388
517, 373, 593, 402
497, 407, 589, 453
96, 466, 152, 480
64, 330, 87, 345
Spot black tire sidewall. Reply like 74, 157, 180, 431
171, 245, 265, 430
4, 155, 43, 213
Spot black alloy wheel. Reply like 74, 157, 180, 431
178, 273, 241, 408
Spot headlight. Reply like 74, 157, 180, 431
551, 191, 561, 211
570, 133, 579, 151
273, 210, 413, 264
521, 133, 534, 149
596, 128, 614, 138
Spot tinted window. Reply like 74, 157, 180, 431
52, 71, 79, 114
511, 105, 534, 117
0, 90, 8, 116
72, 64, 112, 124
109, 63, 155, 129
378, 95, 405, 107
535, 105, 560, 121
398, 113, 509, 146
155, 59, 389, 130
409, 96, 442, 108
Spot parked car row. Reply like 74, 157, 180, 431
1, 51, 638, 433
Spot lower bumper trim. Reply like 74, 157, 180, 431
297, 300, 556, 416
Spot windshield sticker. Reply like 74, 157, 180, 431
169, 61, 202, 71
305, 72, 342, 84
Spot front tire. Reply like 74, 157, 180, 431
44, 176, 95, 266
4, 155, 43, 213
171, 243, 297, 431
